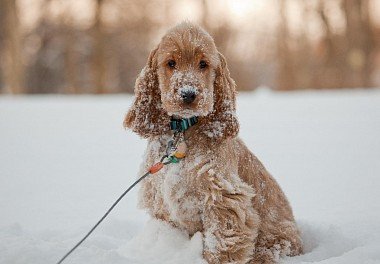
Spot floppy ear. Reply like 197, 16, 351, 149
124, 47, 171, 138
200, 52, 239, 141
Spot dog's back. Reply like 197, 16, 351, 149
235, 138, 303, 262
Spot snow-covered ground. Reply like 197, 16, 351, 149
1, 88, 380, 264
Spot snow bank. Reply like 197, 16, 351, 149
0, 89, 380, 263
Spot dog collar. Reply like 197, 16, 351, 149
170, 116, 198, 132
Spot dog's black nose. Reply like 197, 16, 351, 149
181, 90, 196, 104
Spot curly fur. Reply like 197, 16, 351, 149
124, 22, 303, 264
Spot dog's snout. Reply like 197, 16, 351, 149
181, 90, 196, 104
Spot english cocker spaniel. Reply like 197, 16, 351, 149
124, 22, 303, 264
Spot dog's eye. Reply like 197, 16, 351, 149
167, 60, 176, 68
199, 60, 208, 69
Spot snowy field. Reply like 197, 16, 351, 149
1, 88, 380, 264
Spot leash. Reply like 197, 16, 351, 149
56, 117, 197, 264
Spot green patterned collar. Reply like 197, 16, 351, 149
169, 116, 198, 132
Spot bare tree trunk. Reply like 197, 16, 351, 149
342, 0, 373, 87
359, 0, 374, 87
64, 29, 80, 94
60, 2, 80, 94
316, 0, 345, 88
318, 0, 335, 60
298, 0, 317, 89
92, 0, 106, 94
2, 0, 24, 94
276, 0, 296, 90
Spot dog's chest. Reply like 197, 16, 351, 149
146, 137, 203, 229
160, 164, 202, 224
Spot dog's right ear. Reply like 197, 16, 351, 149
124, 47, 170, 138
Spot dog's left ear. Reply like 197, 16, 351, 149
124, 47, 170, 138
200, 52, 239, 141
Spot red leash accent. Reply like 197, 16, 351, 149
149, 162, 164, 174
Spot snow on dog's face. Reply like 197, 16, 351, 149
124, 22, 239, 140
156, 24, 219, 118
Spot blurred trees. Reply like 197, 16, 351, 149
276, 0, 378, 90
0, 0, 379, 94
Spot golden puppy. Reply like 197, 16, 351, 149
124, 22, 303, 264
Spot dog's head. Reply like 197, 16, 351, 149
124, 22, 239, 140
